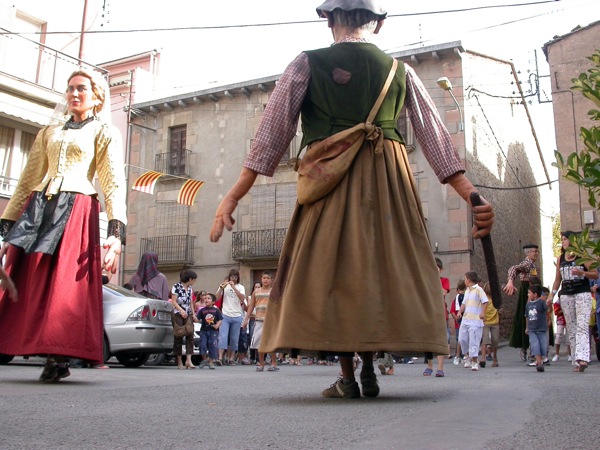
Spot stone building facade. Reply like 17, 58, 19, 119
128, 41, 546, 337
543, 20, 600, 234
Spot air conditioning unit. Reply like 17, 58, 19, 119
584, 210, 595, 225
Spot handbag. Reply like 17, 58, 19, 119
173, 314, 194, 338
291, 59, 398, 205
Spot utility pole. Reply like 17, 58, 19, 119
79, 0, 89, 62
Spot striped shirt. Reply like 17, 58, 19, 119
253, 291, 270, 322
462, 284, 489, 327
244, 50, 464, 182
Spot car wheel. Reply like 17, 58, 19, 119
115, 352, 150, 368
102, 336, 111, 363
0, 354, 14, 365
144, 353, 166, 366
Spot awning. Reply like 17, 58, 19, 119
0, 92, 55, 126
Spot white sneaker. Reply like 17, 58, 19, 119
471, 361, 479, 371
464, 358, 472, 368
453, 357, 460, 366
527, 361, 537, 367
567, 355, 572, 362
542, 356, 549, 365
552, 354, 559, 362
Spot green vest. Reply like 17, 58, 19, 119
300, 43, 407, 150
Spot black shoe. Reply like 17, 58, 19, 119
360, 368, 380, 398
39, 362, 58, 382
54, 365, 71, 381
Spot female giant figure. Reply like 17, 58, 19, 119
0, 69, 127, 382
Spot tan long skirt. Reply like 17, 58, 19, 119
261, 139, 448, 356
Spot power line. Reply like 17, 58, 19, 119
0, 1, 561, 36
475, 179, 558, 190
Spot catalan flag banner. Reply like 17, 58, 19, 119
177, 179, 205, 206
131, 170, 163, 194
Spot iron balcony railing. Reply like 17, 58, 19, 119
232, 228, 287, 260
0, 27, 107, 92
154, 150, 192, 177
140, 235, 195, 266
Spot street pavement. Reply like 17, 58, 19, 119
0, 345, 598, 450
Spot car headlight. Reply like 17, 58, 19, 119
126, 305, 151, 322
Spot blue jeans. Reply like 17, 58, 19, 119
529, 330, 548, 358
200, 329, 219, 360
218, 314, 243, 351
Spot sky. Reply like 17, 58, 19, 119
84, 0, 599, 91
78, 0, 599, 282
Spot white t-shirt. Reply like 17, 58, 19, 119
222, 283, 246, 317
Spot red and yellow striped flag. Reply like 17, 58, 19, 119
177, 179, 204, 206
131, 170, 163, 194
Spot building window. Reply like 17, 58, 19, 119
169, 125, 187, 175
0, 125, 35, 196
250, 183, 297, 229
281, 134, 301, 165
155, 200, 189, 236
248, 134, 301, 166
11, 13, 47, 84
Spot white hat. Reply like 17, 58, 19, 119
316, 0, 387, 19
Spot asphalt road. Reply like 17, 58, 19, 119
0, 346, 598, 450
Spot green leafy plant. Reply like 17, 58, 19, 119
553, 50, 600, 269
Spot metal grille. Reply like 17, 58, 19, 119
156, 201, 189, 236
250, 183, 296, 230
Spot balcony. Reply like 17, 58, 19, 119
0, 27, 106, 93
0, 175, 19, 198
232, 228, 287, 261
140, 235, 195, 267
155, 150, 192, 177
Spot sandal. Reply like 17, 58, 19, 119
267, 366, 280, 372
575, 361, 588, 372
492, 361, 499, 367
423, 368, 433, 376
256, 366, 264, 372
435, 370, 444, 377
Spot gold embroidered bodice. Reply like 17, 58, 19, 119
2, 121, 127, 224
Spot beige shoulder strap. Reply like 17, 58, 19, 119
366, 58, 398, 124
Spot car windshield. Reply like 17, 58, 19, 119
103, 283, 145, 298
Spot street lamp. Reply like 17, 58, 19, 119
436, 76, 464, 132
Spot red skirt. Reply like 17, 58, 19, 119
0, 194, 103, 363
